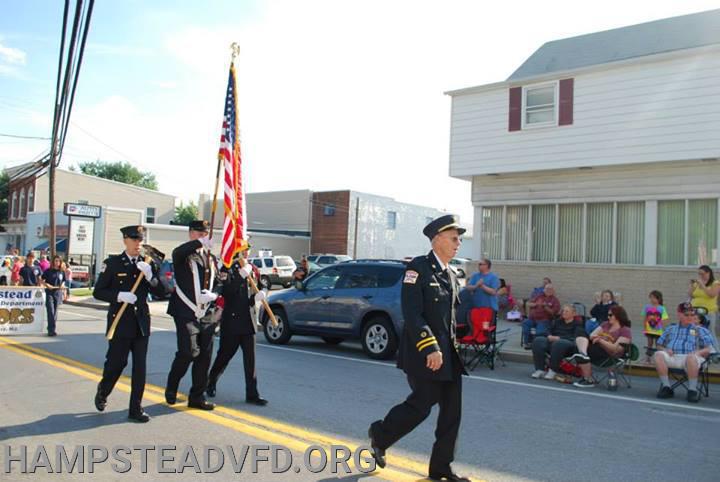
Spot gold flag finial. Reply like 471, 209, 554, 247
230, 42, 240, 62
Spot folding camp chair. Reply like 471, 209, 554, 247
458, 307, 508, 370
593, 343, 640, 389
668, 352, 718, 399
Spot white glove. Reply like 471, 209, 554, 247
117, 291, 137, 304
254, 290, 266, 305
238, 264, 253, 279
199, 235, 213, 250
136, 261, 153, 281
198, 289, 218, 304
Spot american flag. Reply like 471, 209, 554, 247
219, 64, 247, 268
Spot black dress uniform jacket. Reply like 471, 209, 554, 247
94, 253, 164, 337
167, 239, 213, 320
217, 263, 259, 335
397, 251, 467, 381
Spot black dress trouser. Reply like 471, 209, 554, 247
98, 336, 149, 413
374, 373, 462, 473
208, 333, 259, 399
166, 318, 216, 402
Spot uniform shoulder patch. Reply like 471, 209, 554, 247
403, 270, 419, 284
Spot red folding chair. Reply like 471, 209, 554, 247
459, 307, 507, 370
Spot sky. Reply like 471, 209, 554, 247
1, 0, 719, 228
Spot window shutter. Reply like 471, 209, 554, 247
508, 87, 522, 131
558, 78, 574, 126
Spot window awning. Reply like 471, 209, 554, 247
33, 238, 68, 252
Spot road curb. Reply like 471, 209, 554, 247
65, 300, 106, 310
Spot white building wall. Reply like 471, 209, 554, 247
449, 48, 720, 177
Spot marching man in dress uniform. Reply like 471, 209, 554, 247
206, 248, 268, 405
164, 220, 219, 410
93, 225, 165, 423
368, 215, 470, 482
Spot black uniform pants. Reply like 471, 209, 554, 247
208, 333, 259, 399
45, 289, 63, 334
98, 336, 148, 413
166, 318, 216, 402
374, 374, 462, 473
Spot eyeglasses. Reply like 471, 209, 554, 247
608, 313, 615, 318
683, 311, 698, 316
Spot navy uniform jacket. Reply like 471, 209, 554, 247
167, 239, 216, 321
397, 251, 467, 381
217, 262, 260, 336
93, 253, 164, 338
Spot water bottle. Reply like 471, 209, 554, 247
607, 369, 618, 391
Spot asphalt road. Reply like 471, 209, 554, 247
1, 303, 719, 481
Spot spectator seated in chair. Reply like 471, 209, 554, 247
521, 284, 560, 348
569, 305, 632, 388
585, 289, 618, 335
531, 304, 585, 381
654, 302, 717, 403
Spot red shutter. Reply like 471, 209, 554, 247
558, 78, 574, 126
508, 87, 522, 131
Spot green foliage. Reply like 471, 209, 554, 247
173, 201, 199, 226
78, 161, 158, 190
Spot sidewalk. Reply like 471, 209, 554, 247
495, 317, 720, 379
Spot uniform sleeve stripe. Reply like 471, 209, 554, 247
417, 338, 438, 351
416, 336, 436, 349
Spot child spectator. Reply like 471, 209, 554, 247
642, 290, 668, 359
586, 290, 617, 334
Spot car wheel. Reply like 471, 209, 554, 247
263, 308, 291, 344
260, 276, 272, 290
282, 282, 292, 289
458, 268, 466, 279
361, 316, 397, 360
321, 336, 343, 345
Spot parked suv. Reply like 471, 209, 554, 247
259, 260, 406, 359
306, 254, 352, 267
249, 255, 297, 289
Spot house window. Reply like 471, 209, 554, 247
481, 207, 502, 259
557, 204, 583, 263
505, 206, 528, 260
11, 191, 18, 219
387, 211, 397, 230
481, 199, 652, 264
586, 203, 613, 264
27, 186, 34, 212
323, 204, 335, 216
18, 188, 26, 218
523, 83, 557, 127
657, 201, 684, 265
688, 199, 717, 266
146, 207, 156, 224
616, 202, 645, 264
531, 205, 555, 262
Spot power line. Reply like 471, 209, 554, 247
0, 133, 51, 140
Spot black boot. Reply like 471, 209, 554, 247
368, 421, 386, 469
94, 385, 107, 412
206, 380, 217, 398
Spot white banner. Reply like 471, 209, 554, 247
0, 287, 46, 335
69, 218, 95, 255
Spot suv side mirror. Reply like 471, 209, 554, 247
294, 280, 305, 291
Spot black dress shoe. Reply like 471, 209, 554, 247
165, 390, 177, 405
188, 400, 215, 410
47, 331, 57, 337
428, 471, 471, 481
367, 421, 386, 469
206, 382, 217, 398
128, 411, 151, 423
246, 396, 268, 406
94, 387, 107, 412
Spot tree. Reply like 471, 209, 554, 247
0, 171, 8, 226
173, 201, 199, 226
77, 161, 158, 190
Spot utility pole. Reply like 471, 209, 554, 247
353, 196, 360, 259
